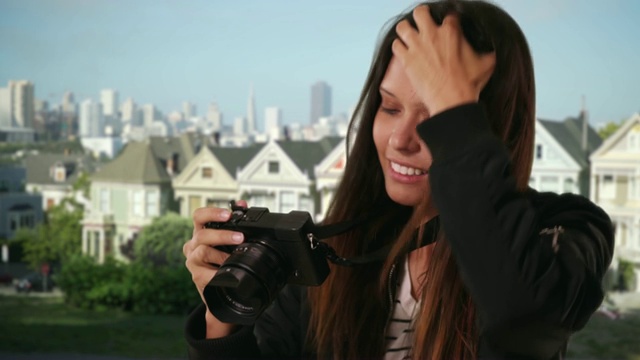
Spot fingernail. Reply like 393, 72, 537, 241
219, 210, 231, 219
232, 233, 244, 243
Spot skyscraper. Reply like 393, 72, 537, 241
8, 80, 35, 128
310, 81, 331, 125
183, 101, 196, 120
79, 99, 104, 137
234, 116, 245, 136
247, 84, 256, 134
207, 102, 223, 131
265, 106, 282, 140
0, 87, 10, 128
100, 89, 119, 117
121, 97, 138, 125
62, 91, 76, 114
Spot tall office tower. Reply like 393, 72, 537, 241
233, 116, 245, 136
247, 84, 256, 134
34, 99, 48, 112
183, 101, 196, 120
62, 91, 76, 114
9, 80, 35, 128
207, 102, 223, 131
121, 97, 138, 124
100, 89, 119, 117
264, 106, 282, 140
310, 81, 331, 125
79, 99, 104, 137
142, 104, 157, 127
0, 87, 10, 128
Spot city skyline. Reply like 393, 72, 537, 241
1, 0, 639, 127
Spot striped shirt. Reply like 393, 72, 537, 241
384, 257, 419, 360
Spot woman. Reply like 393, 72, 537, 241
183, 1, 614, 358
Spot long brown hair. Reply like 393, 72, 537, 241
308, 1, 535, 358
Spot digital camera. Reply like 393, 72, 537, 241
202, 204, 330, 325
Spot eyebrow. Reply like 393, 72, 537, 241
379, 87, 430, 115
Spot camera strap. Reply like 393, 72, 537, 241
314, 216, 440, 267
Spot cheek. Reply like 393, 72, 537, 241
372, 116, 387, 158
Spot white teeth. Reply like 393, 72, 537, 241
391, 162, 427, 176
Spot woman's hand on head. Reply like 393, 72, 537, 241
183, 200, 247, 338
392, 5, 496, 116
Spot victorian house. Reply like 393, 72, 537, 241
530, 113, 601, 196
237, 137, 343, 217
590, 113, 640, 291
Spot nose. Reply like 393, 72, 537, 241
388, 114, 421, 152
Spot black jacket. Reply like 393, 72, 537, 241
185, 104, 614, 359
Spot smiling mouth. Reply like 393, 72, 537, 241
390, 161, 428, 176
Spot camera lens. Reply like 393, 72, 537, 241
203, 241, 289, 325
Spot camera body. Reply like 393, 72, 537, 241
202, 205, 330, 324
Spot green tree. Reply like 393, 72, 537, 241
16, 226, 53, 270
598, 120, 624, 140
132, 212, 192, 267
19, 178, 86, 270
47, 197, 84, 262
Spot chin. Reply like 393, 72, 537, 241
386, 189, 424, 207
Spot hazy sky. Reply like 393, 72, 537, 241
1, 0, 638, 129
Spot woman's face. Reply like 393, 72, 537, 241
373, 56, 434, 208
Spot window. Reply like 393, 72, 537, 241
539, 176, 558, 193
202, 167, 213, 178
299, 196, 312, 213
146, 191, 159, 217
630, 176, 640, 200
8, 211, 34, 232
601, 175, 615, 199
252, 194, 268, 208
100, 188, 109, 213
54, 165, 66, 182
188, 195, 201, 217
133, 190, 144, 216
268, 161, 280, 174
535, 144, 543, 160
279, 191, 295, 212
93, 231, 100, 258
563, 178, 575, 194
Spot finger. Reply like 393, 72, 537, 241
192, 206, 231, 230
235, 199, 248, 208
193, 227, 244, 247
441, 13, 463, 43
183, 239, 193, 258
190, 244, 230, 268
391, 38, 409, 60
395, 20, 415, 47
412, 5, 436, 34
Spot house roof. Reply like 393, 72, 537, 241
591, 113, 640, 158
23, 153, 96, 186
209, 144, 264, 178
148, 132, 205, 174
276, 136, 344, 179
91, 141, 171, 184
538, 115, 602, 168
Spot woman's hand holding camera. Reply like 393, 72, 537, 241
183, 200, 246, 338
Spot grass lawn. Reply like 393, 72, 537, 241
1, 293, 639, 359
567, 309, 640, 360
0, 294, 188, 359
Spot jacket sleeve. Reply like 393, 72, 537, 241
185, 304, 260, 359
185, 285, 307, 359
416, 103, 614, 359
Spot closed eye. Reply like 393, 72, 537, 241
379, 106, 399, 115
